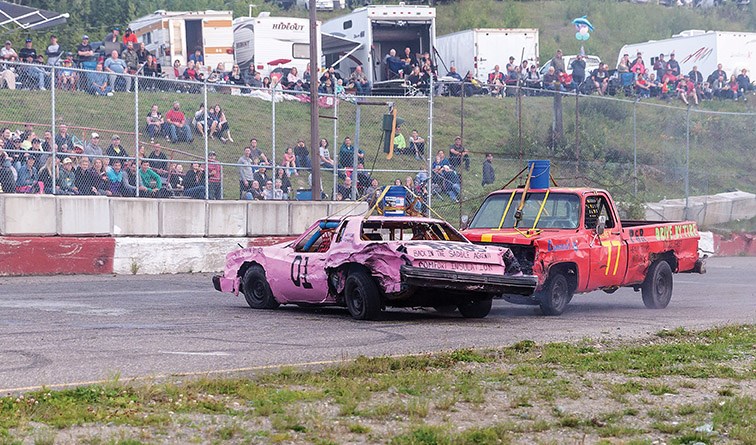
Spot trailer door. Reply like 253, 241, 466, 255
475, 31, 500, 81
168, 19, 186, 66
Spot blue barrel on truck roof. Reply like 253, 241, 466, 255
527, 160, 551, 189
383, 185, 406, 216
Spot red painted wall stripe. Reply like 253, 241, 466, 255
248, 236, 297, 248
0, 237, 115, 276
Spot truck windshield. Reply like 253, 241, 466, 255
469, 192, 581, 230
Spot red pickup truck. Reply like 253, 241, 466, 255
462, 187, 705, 315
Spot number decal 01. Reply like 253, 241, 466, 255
290, 255, 313, 289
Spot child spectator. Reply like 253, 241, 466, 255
145, 104, 165, 143
482, 152, 495, 186
282, 146, 297, 176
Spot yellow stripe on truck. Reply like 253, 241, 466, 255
481, 234, 493, 243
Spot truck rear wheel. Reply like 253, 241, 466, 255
242, 265, 279, 309
345, 270, 382, 320
642, 260, 673, 309
538, 273, 571, 316
458, 298, 493, 318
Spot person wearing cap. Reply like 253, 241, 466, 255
57, 157, 77, 194
106, 134, 130, 163
29, 137, 46, 164
76, 35, 95, 65
59, 57, 78, 90
84, 133, 104, 158
45, 35, 62, 67
448, 136, 470, 171
103, 27, 122, 57
207, 151, 223, 200
19, 38, 47, 90
123, 28, 138, 45
1, 40, 18, 61
15, 153, 38, 193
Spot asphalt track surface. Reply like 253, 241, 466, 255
0, 257, 753, 393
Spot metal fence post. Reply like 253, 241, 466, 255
134, 72, 140, 197
51, 66, 57, 194
352, 104, 360, 201
685, 106, 691, 219
633, 98, 638, 196
204, 81, 209, 200
271, 87, 277, 169
427, 75, 434, 216
333, 92, 338, 199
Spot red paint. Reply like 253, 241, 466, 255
0, 237, 115, 276
714, 233, 756, 257
463, 187, 702, 293
248, 236, 297, 248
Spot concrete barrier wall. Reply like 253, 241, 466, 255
645, 190, 755, 227
0, 196, 369, 237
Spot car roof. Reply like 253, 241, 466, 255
347, 215, 448, 225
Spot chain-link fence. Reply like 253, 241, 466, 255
1, 63, 753, 226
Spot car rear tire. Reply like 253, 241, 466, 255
345, 270, 382, 320
242, 265, 279, 309
538, 273, 571, 316
457, 297, 493, 318
642, 260, 673, 309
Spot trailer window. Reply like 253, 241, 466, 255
292, 43, 309, 59
343, 20, 352, 30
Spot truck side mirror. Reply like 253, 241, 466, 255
596, 215, 606, 235
460, 214, 469, 230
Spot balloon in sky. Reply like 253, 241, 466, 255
572, 16, 594, 41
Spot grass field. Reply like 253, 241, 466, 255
0, 324, 753, 444
2, 85, 754, 225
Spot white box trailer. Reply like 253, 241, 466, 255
436, 28, 539, 82
618, 30, 756, 80
130, 10, 234, 70
321, 4, 436, 84
233, 13, 321, 77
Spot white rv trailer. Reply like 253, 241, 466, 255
130, 10, 234, 70
297, 0, 346, 10
618, 30, 756, 80
321, 4, 436, 84
233, 13, 321, 77
436, 28, 539, 82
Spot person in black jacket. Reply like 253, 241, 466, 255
183, 162, 206, 199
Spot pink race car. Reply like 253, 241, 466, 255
213, 216, 537, 320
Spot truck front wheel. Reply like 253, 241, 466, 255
538, 273, 571, 316
642, 260, 673, 309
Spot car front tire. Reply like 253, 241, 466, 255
345, 270, 382, 320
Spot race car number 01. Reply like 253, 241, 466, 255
290, 255, 313, 289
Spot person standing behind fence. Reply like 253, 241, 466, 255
448, 136, 470, 171
238, 146, 255, 199
45, 35, 62, 67
207, 151, 222, 199
165, 102, 193, 143
482, 152, 495, 186
293, 139, 311, 170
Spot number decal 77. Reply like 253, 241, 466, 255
600, 240, 623, 276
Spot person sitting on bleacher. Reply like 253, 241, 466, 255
385, 49, 405, 79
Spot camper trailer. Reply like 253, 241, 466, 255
436, 28, 539, 82
618, 30, 756, 80
130, 10, 234, 71
321, 4, 436, 85
233, 13, 321, 77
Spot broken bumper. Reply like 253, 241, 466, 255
400, 265, 538, 296
212, 275, 238, 293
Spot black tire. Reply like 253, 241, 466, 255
538, 273, 572, 316
433, 305, 458, 314
457, 298, 493, 319
242, 265, 279, 309
642, 260, 673, 309
345, 270, 382, 320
